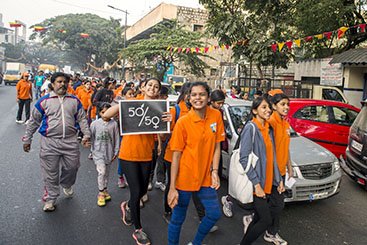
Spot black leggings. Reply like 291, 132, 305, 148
240, 186, 284, 245
120, 160, 152, 230
163, 160, 172, 213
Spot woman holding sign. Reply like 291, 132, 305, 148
103, 78, 169, 245
167, 82, 224, 245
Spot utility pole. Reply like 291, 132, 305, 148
108, 5, 129, 79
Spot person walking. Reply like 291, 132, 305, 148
93, 78, 115, 117
103, 77, 170, 245
16, 72, 33, 124
167, 82, 224, 245
22, 72, 91, 212
34, 70, 45, 100
239, 97, 284, 245
90, 103, 119, 207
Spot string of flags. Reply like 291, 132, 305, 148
271, 24, 366, 52
166, 40, 248, 54
9, 22, 91, 38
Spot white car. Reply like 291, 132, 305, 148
222, 98, 342, 202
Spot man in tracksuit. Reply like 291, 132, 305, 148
22, 72, 91, 212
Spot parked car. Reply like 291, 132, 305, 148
287, 99, 360, 158
222, 98, 342, 202
340, 99, 367, 189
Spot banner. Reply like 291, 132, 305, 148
119, 100, 170, 135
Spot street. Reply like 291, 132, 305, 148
0, 85, 366, 245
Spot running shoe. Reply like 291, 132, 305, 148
147, 182, 153, 191
263, 231, 288, 245
154, 181, 166, 192
103, 190, 111, 201
132, 229, 151, 245
63, 187, 74, 198
15, 120, 24, 124
43, 201, 56, 212
97, 193, 106, 207
221, 195, 233, 217
118, 176, 127, 188
243, 214, 254, 234
141, 194, 148, 203
121, 201, 132, 226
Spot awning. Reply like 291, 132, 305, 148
330, 48, 367, 65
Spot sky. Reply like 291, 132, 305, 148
1, 0, 201, 37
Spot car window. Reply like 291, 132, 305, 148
352, 106, 367, 131
330, 107, 358, 126
228, 105, 251, 135
293, 105, 329, 123
322, 89, 345, 103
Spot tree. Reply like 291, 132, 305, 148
30, 13, 124, 73
121, 20, 210, 81
200, 0, 294, 78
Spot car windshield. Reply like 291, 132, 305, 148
352, 106, 367, 132
5, 70, 19, 75
228, 105, 298, 137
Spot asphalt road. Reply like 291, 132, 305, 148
0, 85, 366, 245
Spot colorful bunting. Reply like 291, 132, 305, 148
166, 46, 171, 51
177, 47, 182, 53
294, 39, 301, 47
315, 34, 323, 40
186, 47, 190, 53
337, 27, 349, 39
34, 26, 46, 32
359, 23, 366, 33
9, 22, 22, 27
80, 33, 90, 38
305, 36, 313, 42
285, 41, 293, 49
323, 32, 332, 40
271, 44, 278, 52
278, 42, 285, 51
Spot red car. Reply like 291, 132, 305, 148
287, 99, 360, 158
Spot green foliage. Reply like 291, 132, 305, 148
122, 20, 210, 80
200, 0, 367, 69
30, 13, 123, 71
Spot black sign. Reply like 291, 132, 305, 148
119, 100, 170, 135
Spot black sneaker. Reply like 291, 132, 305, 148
162, 212, 171, 224
121, 201, 132, 226
132, 229, 151, 245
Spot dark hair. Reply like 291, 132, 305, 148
255, 90, 263, 96
122, 86, 133, 96
177, 82, 192, 103
145, 77, 162, 90
210, 89, 226, 102
250, 96, 271, 118
139, 79, 147, 88
103, 77, 112, 88
95, 83, 103, 89
269, 93, 289, 106
51, 72, 70, 83
231, 85, 241, 94
160, 86, 169, 96
98, 102, 111, 112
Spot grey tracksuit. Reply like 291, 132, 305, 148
90, 118, 119, 191
22, 91, 90, 202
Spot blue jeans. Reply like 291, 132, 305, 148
35, 85, 42, 99
168, 187, 221, 245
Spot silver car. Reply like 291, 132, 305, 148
221, 98, 342, 202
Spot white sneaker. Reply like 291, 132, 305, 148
263, 231, 288, 245
63, 187, 74, 198
24, 120, 29, 125
141, 193, 148, 203
221, 195, 233, 217
16, 120, 24, 124
243, 214, 254, 234
147, 182, 153, 191
155, 181, 166, 192
43, 201, 56, 212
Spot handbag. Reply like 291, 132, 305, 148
228, 123, 258, 204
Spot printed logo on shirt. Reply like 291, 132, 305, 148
210, 122, 217, 133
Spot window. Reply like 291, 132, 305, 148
193, 24, 204, 32
330, 107, 359, 126
322, 89, 345, 103
228, 105, 251, 135
294, 106, 329, 123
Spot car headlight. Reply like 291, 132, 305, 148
334, 159, 340, 171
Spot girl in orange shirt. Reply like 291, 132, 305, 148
103, 78, 170, 245
167, 82, 225, 245
239, 97, 284, 245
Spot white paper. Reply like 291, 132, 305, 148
285, 173, 296, 188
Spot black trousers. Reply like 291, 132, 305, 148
163, 160, 172, 213
120, 160, 151, 230
240, 186, 284, 245
17, 99, 31, 121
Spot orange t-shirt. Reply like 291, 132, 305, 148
78, 88, 93, 110
268, 112, 290, 176
114, 86, 123, 98
67, 85, 75, 95
75, 86, 83, 99
170, 106, 225, 191
164, 101, 190, 162
253, 118, 274, 194
16, 79, 32, 100
136, 94, 144, 100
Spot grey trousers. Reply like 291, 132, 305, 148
39, 136, 80, 202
